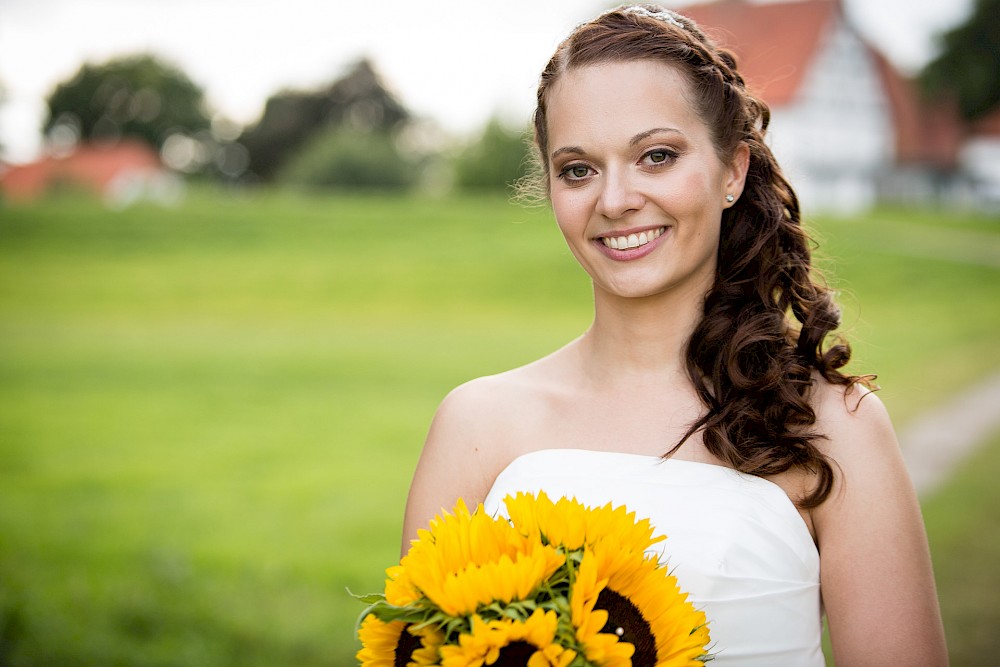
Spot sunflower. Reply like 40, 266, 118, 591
575, 541, 710, 666
410, 625, 446, 666
439, 609, 576, 667
357, 615, 443, 667
399, 498, 565, 616
569, 548, 635, 667
504, 491, 664, 555
385, 564, 420, 607
405, 498, 531, 574
358, 493, 710, 666
408, 546, 565, 617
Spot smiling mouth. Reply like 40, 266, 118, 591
600, 226, 667, 250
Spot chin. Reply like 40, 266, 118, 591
597, 280, 669, 300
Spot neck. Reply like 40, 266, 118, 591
577, 282, 706, 387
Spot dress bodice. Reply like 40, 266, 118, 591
483, 448, 824, 666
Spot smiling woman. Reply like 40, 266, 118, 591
400, 4, 948, 666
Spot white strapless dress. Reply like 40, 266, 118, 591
483, 449, 824, 666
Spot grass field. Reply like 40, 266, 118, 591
923, 430, 1000, 665
0, 189, 997, 665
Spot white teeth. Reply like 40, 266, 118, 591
601, 227, 665, 250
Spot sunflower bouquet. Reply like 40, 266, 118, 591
355, 491, 711, 666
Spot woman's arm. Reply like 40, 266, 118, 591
811, 384, 948, 665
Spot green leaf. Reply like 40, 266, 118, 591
347, 588, 386, 605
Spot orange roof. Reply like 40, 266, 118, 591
868, 47, 962, 167
678, 0, 962, 167
679, 0, 839, 105
1, 140, 163, 202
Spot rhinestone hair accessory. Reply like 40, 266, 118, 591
622, 5, 686, 30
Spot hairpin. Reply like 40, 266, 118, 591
623, 5, 685, 30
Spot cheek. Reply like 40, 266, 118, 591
668, 170, 723, 246
676, 169, 718, 210
661, 172, 725, 240
551, 191, 591, 236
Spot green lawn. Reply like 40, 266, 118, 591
0, 190, 997, 665
923, 430, 1000, 664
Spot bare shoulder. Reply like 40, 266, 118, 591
400, 356, 565, 552
430, 362, 557, 456
420, 371, 534, 482
436, 367, 545, 432
810, 379, 897, 469
808, 379, 908, 524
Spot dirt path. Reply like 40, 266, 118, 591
900, 371, 1000, 497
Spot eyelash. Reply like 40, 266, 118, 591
642, 148, 679, 166
557, 148, 679, 182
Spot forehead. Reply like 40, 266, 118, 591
545, 60, 709, 150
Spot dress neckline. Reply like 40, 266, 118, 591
493, 448, 815, 544
503, 447, 775, 482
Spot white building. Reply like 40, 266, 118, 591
680, 0, 967, 213
961, 109, 1000, 208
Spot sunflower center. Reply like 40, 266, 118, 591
494, 640, 537, 665
597, 588, 657, 664
393, 625, 421, 667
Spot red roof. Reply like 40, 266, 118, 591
679, 0, 839, 105
678, 0, 962, 167
868, 47, 962, 167
1, 140, 163, 202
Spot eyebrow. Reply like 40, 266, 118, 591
630, 126, 683, 145
550, 127, 684, 160
550, 145, 585, 160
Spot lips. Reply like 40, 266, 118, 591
599, 226, 667, 250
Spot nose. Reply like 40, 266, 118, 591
596, 168, 644, 220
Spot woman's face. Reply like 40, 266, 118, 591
545, 60, 747, 302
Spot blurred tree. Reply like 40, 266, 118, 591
453, 117, 532, 192
278, 126, 417, 190
920, 0, 1000, 120
240, 58, 410, 181
43, 54, 211, 151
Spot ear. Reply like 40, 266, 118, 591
723, 142, 750, 205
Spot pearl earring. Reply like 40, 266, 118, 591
725, 194, 735, 203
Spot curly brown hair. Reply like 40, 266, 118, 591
532, 5, 871, 507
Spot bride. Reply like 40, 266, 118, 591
402, 5, 947, 665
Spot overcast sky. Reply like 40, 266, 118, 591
0, 0, 973, 163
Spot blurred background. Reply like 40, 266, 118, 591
1, 0, 998, 664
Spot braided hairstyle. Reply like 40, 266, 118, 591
532, 5, 871, 507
